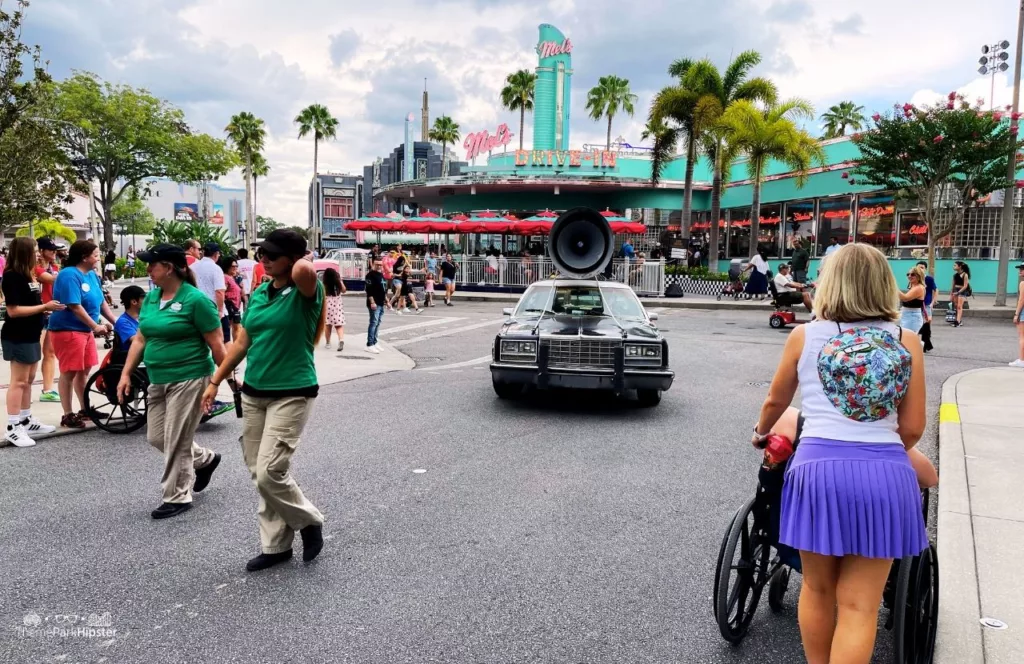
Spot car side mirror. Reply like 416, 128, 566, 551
502, 307, 514, 316
648, 312, 659, 321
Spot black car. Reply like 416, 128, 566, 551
489, 279, 674, 406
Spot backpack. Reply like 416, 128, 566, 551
817, 323, 911, 422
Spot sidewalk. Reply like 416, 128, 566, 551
0, 335, 413, 447
936, 367, 1024, 663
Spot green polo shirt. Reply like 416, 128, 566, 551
242, 280, 323, 394
138, 283, 221, 385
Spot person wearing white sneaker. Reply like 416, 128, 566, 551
367, 345, 381, 355
2, 237, 66, 447
1010, 264, 1024, 368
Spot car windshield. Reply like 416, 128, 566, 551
514, 285, 646, 318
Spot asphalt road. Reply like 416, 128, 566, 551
1, 299, 1018, 664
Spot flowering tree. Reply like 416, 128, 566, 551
852, 93, 1023, 273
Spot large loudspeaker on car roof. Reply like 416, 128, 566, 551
548, 207, 615, 279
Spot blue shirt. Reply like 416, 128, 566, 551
426, 257, 438, 273
924, 275, 937, 306
114, 312, 139, 350
48, 267, 103, 332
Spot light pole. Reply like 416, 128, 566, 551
996, 3, 1024, 307
29, 117, 100, 242
979, 40, 1012, 110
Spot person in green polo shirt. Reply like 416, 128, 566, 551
117, 244, 228, 521
204, 229, 326, 572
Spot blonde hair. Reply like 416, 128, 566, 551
813, 243, 900, 322
907, 264, 926, 285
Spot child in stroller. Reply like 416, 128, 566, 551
717, 259, 745, 300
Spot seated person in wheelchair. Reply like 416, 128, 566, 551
772, 263, 812, 313
773, 407, 938, 489
114, 285, 146, 353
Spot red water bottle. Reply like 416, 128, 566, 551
761, 434, 794, 471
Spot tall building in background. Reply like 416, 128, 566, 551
533, 23, 572, 151
421, 80, 429, 141
404, 112, 416, 181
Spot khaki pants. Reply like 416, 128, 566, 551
241, 394, 323, 554
147, 378, 215, 504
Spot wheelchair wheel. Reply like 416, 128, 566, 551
767, 565, 791, 613
712, 505, 742, 620
892, 544, 939, 664
769, 314, 786, 329
84, 366, 148, 434
714, 495, 772, 644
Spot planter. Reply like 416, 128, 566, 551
664, 274, 730, 296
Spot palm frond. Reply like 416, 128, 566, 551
722, 50, 762, 95
668, 58, 694, 79
650, 126, 680, 186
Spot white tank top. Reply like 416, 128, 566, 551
797, 319, 908, 444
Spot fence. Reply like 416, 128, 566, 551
332, 255, 665, 297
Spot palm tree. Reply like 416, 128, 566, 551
295, 103, 339, 244
820, 100, 865, 139
224, 112, 267, 242
500, 70, 536, 151
586, 75, 638, 150
698, 52, 777, 272
428, 116, 460, 174
719, 99, 826, 258
245, 152, 270, 217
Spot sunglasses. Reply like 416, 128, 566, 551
256, 248, 283, 261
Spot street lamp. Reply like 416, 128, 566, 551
28, 117, 100, 242
995, 6, 1024, 307
979, 40, 1012, 110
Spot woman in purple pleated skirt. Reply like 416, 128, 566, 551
751, 243, 929, 664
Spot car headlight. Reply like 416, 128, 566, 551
625, 344, 661, 358
501, 339, 537, 359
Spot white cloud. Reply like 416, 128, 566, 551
911, 73, 1016, 110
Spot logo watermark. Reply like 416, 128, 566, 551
16, 612, 116, 639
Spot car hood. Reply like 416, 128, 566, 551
502, 314, 660, 340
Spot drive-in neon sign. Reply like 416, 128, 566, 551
463, 124, 514, 161
536, 38, 572, 58
514, 148, 617, 168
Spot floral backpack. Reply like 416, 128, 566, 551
816, 322, 912, 422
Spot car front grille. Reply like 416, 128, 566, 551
544, 339, 619, 369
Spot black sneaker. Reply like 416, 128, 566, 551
151, 502, 192, 519
193, 453, 221, 493
300, 524, 324, 562
246, 550, 293, 572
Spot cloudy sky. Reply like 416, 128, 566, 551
22, 0, 1019, 223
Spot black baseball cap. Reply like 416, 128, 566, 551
137, 243, 187, 268
259, 229, 306, 258
203, 241, 222, 255
1016, 263, 1024, 269
37, 237, 58, 251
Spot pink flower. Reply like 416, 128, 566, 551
946, 101, 955, 110
872, 113, 881, 122
933, 135, 944, 143
903, 103, 914, 112
841, 172, 849, 179
1012, 112, 1022, 121
948, 91, 957, 101
1015, 179, 1024, 189
994, 111, 1004, 121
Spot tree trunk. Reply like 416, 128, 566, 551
102, 199, 114, 252
244, 153, 253, 243
749, 160, 762, 259
709, 141, 723, 273
313, 137, 320, 248
253, 177, 258, 219
606, 115, 613, 150
519, 105, 525, 151
681, 134, 696, 242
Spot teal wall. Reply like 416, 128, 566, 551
533, 24, 572, 151
799, 258, 1023, 296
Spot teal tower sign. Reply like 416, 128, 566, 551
533, 24, 572, 151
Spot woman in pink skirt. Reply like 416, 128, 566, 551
322, 268, 346, 351
752, 243, 928, 664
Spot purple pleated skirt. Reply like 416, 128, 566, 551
779, 437, 929, 559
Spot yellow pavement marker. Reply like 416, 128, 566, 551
939, 402, 960, 424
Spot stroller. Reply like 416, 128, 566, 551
717, 259, 745, 301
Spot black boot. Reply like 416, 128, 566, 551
151, 502, 192, 519
246, 550, 293, 572
193, 453, 221, 493
301, 524, 324, 562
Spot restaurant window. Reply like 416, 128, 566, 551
756, 204, 782, 257
897, 211, 929, 247
782, 200, 816, 257
324, 197, 354, 218
727, 207, 751, 258
817, 196, 853, 256
855, 193, 896, 256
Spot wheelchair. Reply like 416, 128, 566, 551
83, 332, 231, 434
712, 448, 939, 663
767, 279, 812, 329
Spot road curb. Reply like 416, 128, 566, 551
935, 368, 986, 664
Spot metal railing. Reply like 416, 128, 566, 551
325, 255, 665, 296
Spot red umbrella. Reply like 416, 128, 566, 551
451, 213, 470, 222
600, 209, 631, 222
610, 222, 646, 234
418, 210, 440, 218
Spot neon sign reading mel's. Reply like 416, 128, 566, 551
536, 38, 572, 58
